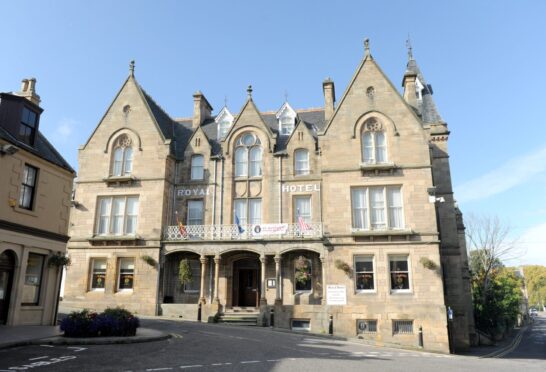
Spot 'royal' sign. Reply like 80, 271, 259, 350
177, 187, 211, 197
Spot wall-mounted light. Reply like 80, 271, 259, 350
0, 144, 19, 156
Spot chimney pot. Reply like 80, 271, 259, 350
322, 78, 336, 122
192, 91, 213, 129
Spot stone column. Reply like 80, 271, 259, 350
199, 256, 207, 304
213, 255, 221, 304
320, 256, 326, 305
274, 255, 282, 304
260, 255, 267, 305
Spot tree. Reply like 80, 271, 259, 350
465, 214, 524, 337
523, 265, 546, 309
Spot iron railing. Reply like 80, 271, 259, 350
163, 222, 323, 241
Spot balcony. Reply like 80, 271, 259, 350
163, 222, 323, 242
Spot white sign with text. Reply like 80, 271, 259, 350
326, 285, 347, 305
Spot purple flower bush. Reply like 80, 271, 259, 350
60, 307, 140, 337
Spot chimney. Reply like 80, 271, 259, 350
322, 78, 335, 122
402, 71, 418, 108
17, 77, 41, 106
192, 91, 213, 129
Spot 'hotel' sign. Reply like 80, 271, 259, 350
281, 184, 320, 193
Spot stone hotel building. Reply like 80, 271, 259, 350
64, 41, 474, 352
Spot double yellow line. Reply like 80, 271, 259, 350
480, 325, 527, 359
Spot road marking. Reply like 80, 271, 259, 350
170, 333, 184, 339
146, 368, 173, 371
266, 359, 281, 362
179, 365, 203, 369
39, 345, 54, 348
240, 360, 260, 364
67, 347, 87, 352
28, 356, 48, 360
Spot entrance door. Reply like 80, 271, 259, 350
0, 251, 15, 324
238, 269, 258, 307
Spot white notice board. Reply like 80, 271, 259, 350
326, 285, 347, 305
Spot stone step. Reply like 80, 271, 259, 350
217, 312, 258, 326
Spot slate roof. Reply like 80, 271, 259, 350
405, 59, 443, 124
172, 108, 325, 158
0, 125, 74, 173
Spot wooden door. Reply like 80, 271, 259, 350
0, 251, 15, 324
238, 269, 258, 307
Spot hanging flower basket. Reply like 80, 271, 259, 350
178, 259, 193, 287
295, 256, 311, 285
48, 252, 71, 268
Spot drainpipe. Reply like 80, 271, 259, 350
220, 157, 225, 225
278, 156, 282, 223
212, 157, 218, 225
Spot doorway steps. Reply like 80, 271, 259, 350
218, 307, 259, 326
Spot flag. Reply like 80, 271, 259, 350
297, 209, 311, 232
234, 214, 245, 234
175, 211, 188, 238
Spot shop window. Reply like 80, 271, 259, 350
21, 253, 44, 305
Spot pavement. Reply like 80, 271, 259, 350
0, 325, 170, 349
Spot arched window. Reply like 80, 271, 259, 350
234, 133, 262, 177
111, 135, 133, 176
294, 149, 309, 175
191, 155, 204, 180
361, 119, 387, 164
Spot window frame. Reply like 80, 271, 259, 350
361, 123, 388, 165
234, 133, 262, 178
190, 154, 205, 180
294, 149, 310, 176
19, 106, 37, 145
90, 258, 107, 291
117, 257, 135, 291
110, 135, 133, 177
182, 259, 201, 293
389, 255, 411, 293
233, 198, 262, 226
351, 186, 404, 231
354, 255, 376, 293
293, 195, 312, 223
187, 199, 204, 226
19, 164, 38, 210
95, 196, 139, 236
21, 253, 45, 306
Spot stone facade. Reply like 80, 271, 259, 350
64, 43, 474, 353
0, 81, 75, 325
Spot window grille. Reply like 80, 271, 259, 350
393, 320, 413, 334
357, 319, 377, 334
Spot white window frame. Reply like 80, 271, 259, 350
361, 130, 388, 164
117, 257, 135, 291
280, 115, 295, 135
351, 186, 404, 231
96, 196, 139, 236
234, 133, 262, 178
90, 258, 107, 291
354, 255, 375, 293
187, 199, 204, 225
190, 155, 205, 180
294, 195, 312, 223
389, 255, 411, 293
294, 149, 310, 176
111, 139, 133, 177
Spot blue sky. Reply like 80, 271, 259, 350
2, 1, 545, 265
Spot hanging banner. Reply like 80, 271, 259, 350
251, 223, 288, 237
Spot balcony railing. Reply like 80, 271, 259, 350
164, 222, 323, 241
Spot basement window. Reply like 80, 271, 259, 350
393, 320, 413, 335
357, 319, 377, 334
291, 319, 310, 332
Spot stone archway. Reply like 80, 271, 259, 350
0, 250, 16, 324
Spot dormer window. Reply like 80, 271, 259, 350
215, 107, 234, 140
111, 135, 133, 177
19, 107, 37, 145
276, 102, 297, 136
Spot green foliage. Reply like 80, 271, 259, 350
523, 265, 546, 308
48, 252, 71, 268
419, 257, 437, 270
334, 259, 352, 276
295, 256, 311, 285
178, 259, 193, 287
140, 255, 157, 267
471, 266, 523, 336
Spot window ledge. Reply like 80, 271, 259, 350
359, 162, 397, 175
103, 175, 137, 185
351, 229, 413, 237
89, 235, 141, 246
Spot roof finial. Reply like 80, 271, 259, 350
364, 38, 370, 56
284, 90, 289, 102
406, 36, 413, 61
129, 60, 135, 76
247, 85, 253, 97
224, 95, 228, 107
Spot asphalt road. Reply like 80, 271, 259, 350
0, 318, 544, 371
501, 313, 546, 360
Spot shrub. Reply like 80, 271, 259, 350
60, 307, 139, 338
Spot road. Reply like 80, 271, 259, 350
0, 317, 544, 371
500, 312, 546, 360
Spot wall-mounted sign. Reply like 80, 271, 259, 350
267, 278, 276, 288
251, 224, 288, 237
281, 184, 320, 193
177, 187, 211, 197
326, 285, 347, 305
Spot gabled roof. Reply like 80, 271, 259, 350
404, 58, 443, 124
275, 101, 297, 119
